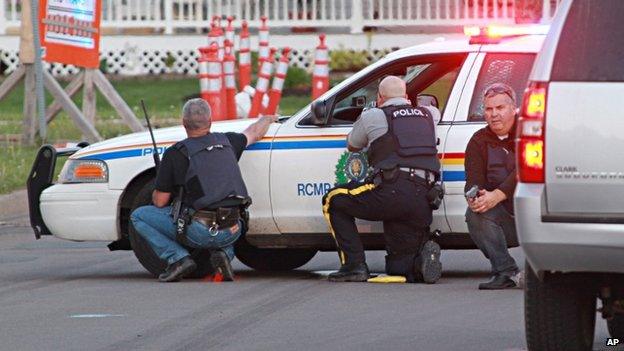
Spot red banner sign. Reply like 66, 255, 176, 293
39, 0, 101, 68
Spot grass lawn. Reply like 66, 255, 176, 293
0, 76, 311, 194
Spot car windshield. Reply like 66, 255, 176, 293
285, 57, 391, 122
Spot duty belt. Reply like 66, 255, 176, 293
192, 208, 240, 234
398, 167, 435, 184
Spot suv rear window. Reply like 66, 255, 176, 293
552, 0, 624, 82
468, 53, 535, 121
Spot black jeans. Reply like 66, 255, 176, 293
465, 204, 519, 277
322, 175, 432, 266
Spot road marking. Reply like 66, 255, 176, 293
69, 314, 125, 318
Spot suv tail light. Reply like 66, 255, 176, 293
517, 81, 547, 183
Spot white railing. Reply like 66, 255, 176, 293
1, 0, 558, 35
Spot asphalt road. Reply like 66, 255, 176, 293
0, 221, 618, 351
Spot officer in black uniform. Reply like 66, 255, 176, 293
131, 98, 276, 282
322, 76, 443, 283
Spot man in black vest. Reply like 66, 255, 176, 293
464, 83, 522, 290
323, 76, 442, 283
131, 99, 276, 282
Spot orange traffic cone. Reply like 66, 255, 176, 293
258, 16, 270, 70
248, 47, 276, 118
238, 20, 252, 90
225, 16, 235, 48
265, 47, 291, 116
199, 43, 226, 121
312, 33, 330, 100
224, 39, 237, 120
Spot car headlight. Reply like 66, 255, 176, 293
58, 159, 109, 183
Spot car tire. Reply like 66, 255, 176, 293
234, 237, 317, 271
525, 264, 596, 351
607, 314, 624, 339
128, 179, 214, 278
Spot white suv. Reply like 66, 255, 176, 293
515, 1, 624, 350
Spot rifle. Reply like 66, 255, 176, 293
140, 100, 160, 169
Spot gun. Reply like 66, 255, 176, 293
465, 185, 480, 200
140, 99, 160, 169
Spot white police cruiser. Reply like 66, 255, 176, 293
28, 26, 546, 276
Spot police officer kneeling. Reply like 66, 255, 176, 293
323, 76, 443, 283
131, 99, 276, 282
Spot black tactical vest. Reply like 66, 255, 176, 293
368, 104, 441, 173
486, 144, 515, 191
176, 133, 248, 211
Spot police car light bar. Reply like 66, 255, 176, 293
464, 24, 550, 44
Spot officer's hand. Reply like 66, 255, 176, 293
471, 189, 506, 213
263, 115, 279, 123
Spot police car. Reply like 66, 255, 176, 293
27, 26, 546, 276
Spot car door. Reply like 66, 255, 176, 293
270, 53, 472, 235
442, 51, 538, 233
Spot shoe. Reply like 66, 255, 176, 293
328, 262, 370, 282
158, 256, 197, 282
478, 274, 517, 290
210, 250, 235, 281
510, 270, 525, 289
419, 240, 442, 284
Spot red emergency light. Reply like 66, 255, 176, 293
464, 24, 550, 44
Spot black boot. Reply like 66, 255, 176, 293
328, 262, 370, 282
478, 274, 517, 290
210, 250, 235, 281
158, 256, 197, 282
418, 240, 442, 284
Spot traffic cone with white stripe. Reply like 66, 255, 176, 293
198, 46, 210, 110
264, 47, 291, 116
199, 43, 226, 121
225, 16, 235, 48
258, 16, 270, 70
248, 47, 276, 118
238, 20, 252, 90
224, 39, 237, 120
312, 34, 330, 100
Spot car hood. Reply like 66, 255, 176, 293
70, 119, 257, 159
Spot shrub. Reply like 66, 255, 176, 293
329, 48, 370, 72
284, 66, 310, 90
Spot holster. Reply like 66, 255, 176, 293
426, 182, 444, 210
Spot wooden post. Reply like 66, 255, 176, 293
45, 71, 85, 123
82, 69, 97, 139
92, 69, 145, 132
0, 65, 25, 101
19, 0, 38, 145
23, 65, 37, 144
43, 70, 102, 142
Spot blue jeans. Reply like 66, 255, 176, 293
130, 205, 242, 265
465, 204, 519, 277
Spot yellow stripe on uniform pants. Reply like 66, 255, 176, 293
322, 183, 376, 265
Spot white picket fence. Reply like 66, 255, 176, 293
0, 0, 558, 35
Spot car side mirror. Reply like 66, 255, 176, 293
310, 100, 329, 125
417, 94, 439, 109
351, 95, 368, 108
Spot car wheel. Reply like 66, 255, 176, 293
607, 313, 624, 339
128, 179, 214, 278
234, 237, 317, 271
525, 263, 596, 351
